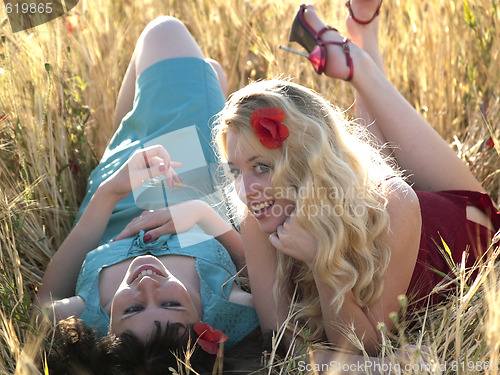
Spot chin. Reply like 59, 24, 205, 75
257, 221, 280, 235
254, 213, 289, 235
249, 198, 295, 234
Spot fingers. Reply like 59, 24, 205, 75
269, 221, 287, 250
269, 231, 280, 248
113, 215, 152, 241
143, 221, 176, 242
267, 215, 317, 267
135, 145, 183, 188
149, 145, 183, 187
114, 209, 172, 241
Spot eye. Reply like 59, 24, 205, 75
161, 300, 182, 309
124, 305, 143, 314
229, 168, 241, 179
254, 163, 271, 174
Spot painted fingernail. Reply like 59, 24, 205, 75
143, 233, 152, 242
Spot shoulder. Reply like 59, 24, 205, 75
381, 178, 421, 252
385, 178, 420, 219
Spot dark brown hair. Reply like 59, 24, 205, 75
45, 318, 269, 374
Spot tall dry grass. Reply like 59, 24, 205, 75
0, 0, 499, 373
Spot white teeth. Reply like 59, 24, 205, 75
252, 200, 274, 212
138, 269, 157, 278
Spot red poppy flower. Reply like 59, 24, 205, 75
193, 322, 228, 355
250, 107, 289, 149
65, 16, 87, 36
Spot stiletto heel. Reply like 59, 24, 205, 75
282, 4, 354, 80
279, 45, 326, 76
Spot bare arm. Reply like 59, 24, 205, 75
270, 179, 421, 354
241, 215, 289, 333
214, 226, 245, 271
35, 145, 181, 317
35, 185, 120, 314
114, 200, 246, 270
314, 180, 421, 354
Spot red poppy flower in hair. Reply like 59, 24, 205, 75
250, 107, 290, 149
193, 322, 228, 355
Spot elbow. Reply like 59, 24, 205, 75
324, 324, 382, 356
33, 296, 85, 323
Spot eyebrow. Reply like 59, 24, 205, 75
120, 307, 187, 322
227, 155, 261, 166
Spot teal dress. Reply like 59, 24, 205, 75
76, 57, 228, 244
74, 57, 258, 348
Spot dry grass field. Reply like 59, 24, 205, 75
0, 0, 499, 373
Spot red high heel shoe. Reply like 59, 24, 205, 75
281, 4, 353, 80
345, 0, 383, 25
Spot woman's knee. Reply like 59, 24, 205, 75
134, 16, 204, 75
141, 16, 187, 42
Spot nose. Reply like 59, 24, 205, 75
137, 276, 160, 303
236, 173, 260, 203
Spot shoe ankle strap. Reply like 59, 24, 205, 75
346, 0, 383, 25
316, 25, 338, 40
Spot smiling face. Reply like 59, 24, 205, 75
226, 131, 295, 234
109, 255, 201, 342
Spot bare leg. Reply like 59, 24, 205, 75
301, 5, 484, 192
111, 17, 228, 134
112, 53, 137, 132
345, 5, 493, 228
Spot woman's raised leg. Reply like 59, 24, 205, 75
112, 17, 227, 133
301, 5, 484, 192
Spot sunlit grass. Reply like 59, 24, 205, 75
0, 0, 499, 373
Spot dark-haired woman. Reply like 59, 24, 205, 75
35, 16, 259, 360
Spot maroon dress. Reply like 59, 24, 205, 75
407, 190, 500, 308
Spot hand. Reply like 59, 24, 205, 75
268, 211, 318, 268
100, 145, 182, 200
114, 200, 210, 242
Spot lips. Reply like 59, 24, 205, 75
129, 265, 165, 284
250, 199, 275, 219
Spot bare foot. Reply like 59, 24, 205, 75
302, 4, 361, 80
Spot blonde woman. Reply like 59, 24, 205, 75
213, 2, 499, 355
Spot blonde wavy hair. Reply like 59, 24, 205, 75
213, 79, 399, 342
